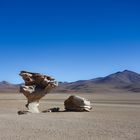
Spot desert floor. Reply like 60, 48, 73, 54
0, 92, 140, 140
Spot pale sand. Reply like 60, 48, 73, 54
0, 93, 140, 140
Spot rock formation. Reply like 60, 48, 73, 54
64, 95, 92, 112
19, 71, 58, 113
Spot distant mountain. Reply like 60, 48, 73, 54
0, 70, 140, 93
54, 70, 140, 93
0, 81, 19, 93
96, 70, 140, 85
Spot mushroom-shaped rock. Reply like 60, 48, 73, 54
19, 71, 58, 113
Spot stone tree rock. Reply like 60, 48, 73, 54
19, 71, 58, 113
64, 95, 92, 112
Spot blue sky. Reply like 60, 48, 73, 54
0, 0, 140, 83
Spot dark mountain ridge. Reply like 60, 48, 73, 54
54, 70, 140, 93
0, 81, 19, 93
98, 70, 140, 85
0, 70, 140, 93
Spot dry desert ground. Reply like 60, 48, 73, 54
0, 92, 140, 140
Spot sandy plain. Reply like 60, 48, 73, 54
0, 92, 140, 140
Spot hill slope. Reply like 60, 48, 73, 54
1, 70, 140, 93
54, 70, 140, 93
0, 81, 19, 93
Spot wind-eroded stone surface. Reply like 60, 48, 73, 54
64, 95, 92, 112
19, 71, 58, 113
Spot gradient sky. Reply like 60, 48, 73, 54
0, 0, 140, 83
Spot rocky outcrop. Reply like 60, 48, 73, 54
64, 95, 92, 112
19, 71, 58, 113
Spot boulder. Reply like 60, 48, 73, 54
64, 95, 92, 112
